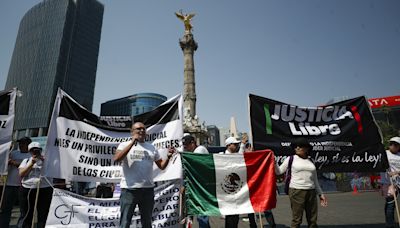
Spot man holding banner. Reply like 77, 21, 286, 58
0, 137, 31, 228
113, 122, 175, 228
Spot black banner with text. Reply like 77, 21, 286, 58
249, 94, 388, 172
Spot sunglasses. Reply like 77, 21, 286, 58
390, 142, 400, 146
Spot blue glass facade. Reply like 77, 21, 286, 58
5, 0, 103, 137
101, 93, 167, 117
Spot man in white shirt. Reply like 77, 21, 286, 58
0, 137, 31, 228
113, 122, 174, 228
221, 136, 242, 228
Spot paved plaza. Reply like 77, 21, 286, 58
8, 191, 392, 227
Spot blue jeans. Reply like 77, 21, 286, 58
197, 215, 210, 228
0, 186, 20, 228
119, 188, 154, 228
385, 196, 396, 228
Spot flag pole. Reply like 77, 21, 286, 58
31, 178, 41, 228
0, 175, 8, 212
258, 212, 263, 227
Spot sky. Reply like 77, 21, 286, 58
0, 0, 399, 133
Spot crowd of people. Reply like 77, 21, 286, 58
0, 122, 399, 228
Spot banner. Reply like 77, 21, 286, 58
46, 179, 180, 228
249, 94, 388, 172
181, 150, 276, 216
0, 88, 17, 175
45, 88, 183, 182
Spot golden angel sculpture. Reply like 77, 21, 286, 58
175, 10, 195, 34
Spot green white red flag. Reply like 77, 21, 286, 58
181, 150, 276, 216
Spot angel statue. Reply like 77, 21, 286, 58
175, 10, 195, 34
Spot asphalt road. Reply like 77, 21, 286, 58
8, 191, 392, 227
199, 191, 390, 228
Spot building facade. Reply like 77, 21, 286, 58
100, 93, 167, 117
5, 0, 104, 138
206, 125, 221, 146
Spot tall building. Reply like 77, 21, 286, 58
206, 125, 221, 146
100, 93, 167, 116
5, 0, 104, 138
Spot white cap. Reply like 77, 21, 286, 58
194, 146, 209, 154
28, 142, 41, 151
225, 136, 240, 146
389, 137, 400, 145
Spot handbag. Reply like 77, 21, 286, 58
284, 155, 294, 195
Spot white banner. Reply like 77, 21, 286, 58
0, 88, 17, 175
46, 180, 181, 228
45, 89, 183, 182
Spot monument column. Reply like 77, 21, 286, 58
175, 11, 207, 143
180, 33, 198, 118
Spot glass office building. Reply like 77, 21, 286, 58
101, 93, 167, 117
5, 0, 104, 138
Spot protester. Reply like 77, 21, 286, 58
19, 142, 53, 228
113, 122, 174, 228
0, 137, 31, 228
275, 138, 327, 228
381, 136, 400, 228
180, 134, 210, 228
220, 136, 242, 228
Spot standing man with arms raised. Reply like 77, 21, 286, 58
113, 122, 175, 228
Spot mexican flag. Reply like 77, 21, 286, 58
181, 150, 276, 216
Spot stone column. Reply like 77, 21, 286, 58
179, 33, 198, 119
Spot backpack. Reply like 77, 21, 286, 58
284, 155, 294, 195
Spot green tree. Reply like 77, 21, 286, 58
376, 120, 398, 148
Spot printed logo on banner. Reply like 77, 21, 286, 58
46, 180, 181, 228
54, 204, 81, 225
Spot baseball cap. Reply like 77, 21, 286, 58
28, 142, 42, 151
182, 135, 195, 145
17, 137, 32, 144
225, 137, 240, 146
389, 137, 400, 145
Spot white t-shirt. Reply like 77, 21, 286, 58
19, 157, 52, 189
386, 150, 400, 173
276, 155, 323, 195
117, 141, 161, 189
6, 150, 31, 186
381, 150, 400, 185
